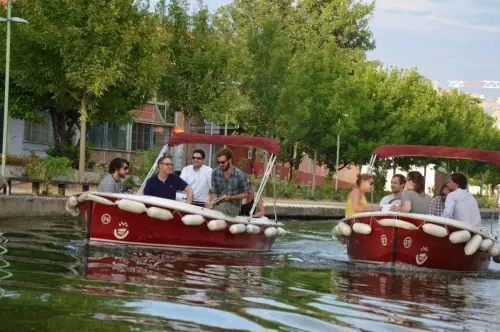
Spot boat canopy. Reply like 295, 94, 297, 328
166, 133, 280, 156
372, 145, 500, 168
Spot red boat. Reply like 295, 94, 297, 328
66, 133, 286, 251
332, 145, 500, 271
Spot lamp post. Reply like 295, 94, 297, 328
335, 114, 349, 192
218, 81, 241, 147
0, 0, 27, 194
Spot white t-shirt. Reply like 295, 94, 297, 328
380, 194, 402, 212
180, 164, 212, 203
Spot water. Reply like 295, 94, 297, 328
1, 218, 500, 331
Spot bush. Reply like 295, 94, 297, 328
474, 194, 498, 209
45, 143, 91, 169
25, 153, 73, 194
132, 148, 161, 181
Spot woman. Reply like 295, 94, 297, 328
345, 174, 380, 218
429, 183, 450, 216
392, 171, 431, 214
240, 180, 266, 217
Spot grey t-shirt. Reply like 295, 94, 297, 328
401, 190, 431, 214
97, 173, 122, 193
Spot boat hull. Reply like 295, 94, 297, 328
339, 213, 492, 272
76, 193, 282, 252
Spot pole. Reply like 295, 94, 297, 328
208, 122, 213, 168
311, 151, 317, 196
224, 111, 228, 148
78, 94, 87, 182
1, 0, 12, 185
335, 118, 340, 192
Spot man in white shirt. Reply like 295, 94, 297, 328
442, 173, 482, 227
380, 174, 406, 211
180, 149, 212, 207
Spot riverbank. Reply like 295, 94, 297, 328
0, 195, 498, 220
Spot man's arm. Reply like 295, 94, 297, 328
185, 186, 193, 204
442, 193, 456, 219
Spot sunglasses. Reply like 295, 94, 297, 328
161, 163, 173, 166
217, 159, 228, 165
192, 156, 203, 160
122, 166, 129, 171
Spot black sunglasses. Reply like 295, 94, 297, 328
217, 159, 228, 164
192, 156, 203, 160
161, 163, 173, 166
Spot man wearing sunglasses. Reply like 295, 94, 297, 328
98, 157, 130, 193
207, 148, 251, 216
143, 156, 193, 203
180, 149, 212, 207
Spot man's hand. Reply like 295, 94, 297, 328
205, 201, 213, 209
223, 194, 232, 201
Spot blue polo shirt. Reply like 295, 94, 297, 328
143, 173, 188, 200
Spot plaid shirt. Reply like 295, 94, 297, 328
430, 196, 445, 216
210, 166, 251, 199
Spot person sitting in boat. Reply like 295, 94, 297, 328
429, 183, 450, 216
180, 149, 212, 207
240, 178, 266, 217
345, 174, 380, 218
207, 148, 251, 217
379, 174, 406, 211
97, 157, 130, 193
441, 173, 482, 227
391, 171, 431, 214
143, 156, 193, 203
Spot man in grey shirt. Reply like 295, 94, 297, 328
442, 173, 482, 227
97, 158, 130, 193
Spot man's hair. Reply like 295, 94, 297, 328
407, 171, 425, 193
449, 173, 467, 189
157, 156, 172, 166
192, 149, 205, 159
216, 148, 233, 161
109, 158, 129, 174
393, 174, 406, 186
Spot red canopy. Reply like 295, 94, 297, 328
166, 133, 281, 156
373, 145, 500, 167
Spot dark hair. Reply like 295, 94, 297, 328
449, 173, 467, 189
216, 148, 233, 161
192, 149, 205, 159
407, 171, 425, 193
393, 174, 406, 186
356, 174, 372, 187
109, 158, 129, 174
438, 182, 449, 196
157, 156, 172, 166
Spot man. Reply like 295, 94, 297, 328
442, 173, 481, 227
180, 149, 212, 207
430, 183, 450, 216
144, 156, 193, 203
380, 174, 406, 210
207, 148, 251, 216
98, 158, 130, 193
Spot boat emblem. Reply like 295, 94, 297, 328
381, 235, 388, 246
404, 237, 412, 248
101, 214, 111, 225
416, 247, 429, 265
113, 222, 129, 240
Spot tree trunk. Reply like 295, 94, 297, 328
78, 94, 87, 182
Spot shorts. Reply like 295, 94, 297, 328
213, 201, 241, 217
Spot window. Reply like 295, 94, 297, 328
88, 123, 127, 150
153, 126, 172, 149
132, 123, 153, 151
24, 113, 51, 144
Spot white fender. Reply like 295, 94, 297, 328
338, 221, 352, 236
116, 199, 146, 214
465, 234, 483, 256
181, 214, 205, 226
352, 223, 372, 235
87, 194, 115, 206
377, 219, 418, 230
480, 239, 495, 251
264, 227, 278, 238
207, 220, 227, 231
146, 207, 173, 221
422, 224, 448, 238
246, 224, 261, 235
277, 227, 287, 236
489, 244, 500, 257
229, 223, 246, 234
332, 225, 342, 238
70, 207, 80, 217
67, 196, 78, 208
449, 230, 471, 244
77, 194, 88, 203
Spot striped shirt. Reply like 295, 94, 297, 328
97, 174, 122, 193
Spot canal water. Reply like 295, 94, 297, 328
1, 217, 500, 331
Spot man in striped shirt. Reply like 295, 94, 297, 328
98, 158, 130, 193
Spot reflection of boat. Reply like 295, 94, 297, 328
333, 145, 500, 271
67, 133, 286, 251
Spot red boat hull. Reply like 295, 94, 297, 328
78, 196, 279, 251
341, 214, 491, 272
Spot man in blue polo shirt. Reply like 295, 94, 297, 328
144, 156, 193, 203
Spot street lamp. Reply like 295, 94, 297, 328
335, 113, 349, 192
1, 0, 28, 194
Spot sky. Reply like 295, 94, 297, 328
153, 0, 500, 98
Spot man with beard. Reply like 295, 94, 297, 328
380, 174, 406, 210
98, 157, 130, 193
207, 148, 251, 216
